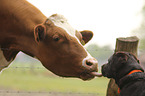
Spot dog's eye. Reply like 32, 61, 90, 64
137, 60, 140, 63
108, 61, 111, 64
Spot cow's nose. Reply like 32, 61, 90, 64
82, 58, 98, 72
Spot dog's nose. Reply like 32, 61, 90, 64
101, 64, 111, 77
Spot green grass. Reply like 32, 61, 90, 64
0, 62, 109, 96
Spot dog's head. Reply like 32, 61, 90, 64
101, 52, 144, 79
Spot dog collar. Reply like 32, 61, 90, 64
127, 70, 143, 75
118, 70, 144, 94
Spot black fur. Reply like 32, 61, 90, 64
102, 52, 145, 96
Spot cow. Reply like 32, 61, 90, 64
0, 0, 102, 80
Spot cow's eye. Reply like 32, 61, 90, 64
53, 36, 60, 41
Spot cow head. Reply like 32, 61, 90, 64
34, 14, 102, 80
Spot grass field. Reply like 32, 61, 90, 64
0, 62, 109, 96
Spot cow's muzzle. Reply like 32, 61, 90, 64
81, 57, 102, 80
82, 57, 98, 71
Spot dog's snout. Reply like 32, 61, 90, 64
102, 64, 107, 74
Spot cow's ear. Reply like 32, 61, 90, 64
80, 30, 93, 44
34, 25, 46, 42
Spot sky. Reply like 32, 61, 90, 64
27, 0, 144, 48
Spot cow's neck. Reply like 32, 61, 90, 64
0, 0, 47, 69
13, 17, 47, 57
0, 18, 45, 71
0, 0, 48, 72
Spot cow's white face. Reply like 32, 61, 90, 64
48, 14, 76, 37
34, 14, 101, 80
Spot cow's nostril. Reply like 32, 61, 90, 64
82, 57, 98, 71
86, 61, 93, 66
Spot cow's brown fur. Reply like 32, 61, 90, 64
0, 0, 99, 80
0, 0, 46, 60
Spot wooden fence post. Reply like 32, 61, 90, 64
106, 36, 139, 96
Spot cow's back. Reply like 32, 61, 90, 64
0, 0, 46, 43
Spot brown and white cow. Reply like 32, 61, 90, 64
0, 0, 102, 80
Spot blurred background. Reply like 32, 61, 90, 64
0, 0, 145, 96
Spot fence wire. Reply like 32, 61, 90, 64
0, 90, 99, 96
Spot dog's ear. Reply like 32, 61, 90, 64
110, 52, 129, 79
115, 52, 128, 64
129, 53, 140, 64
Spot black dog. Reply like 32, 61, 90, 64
102, 52, 145, 96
